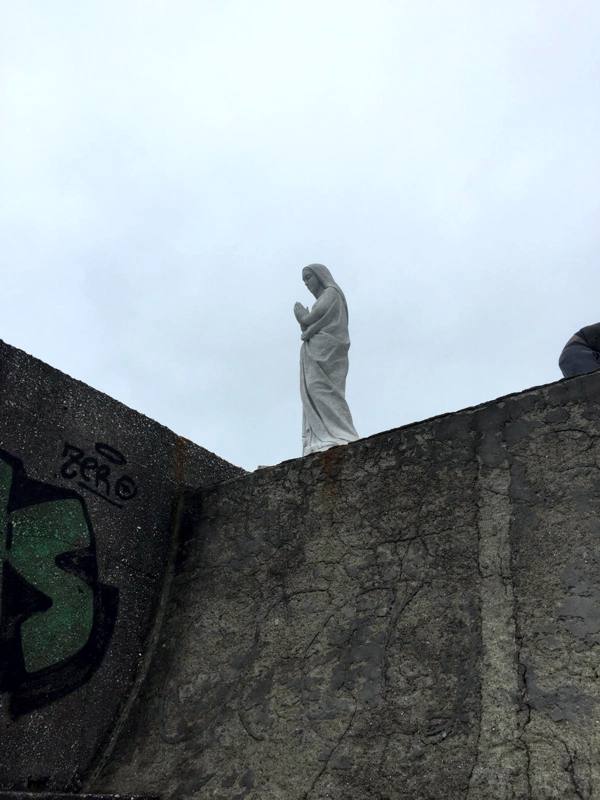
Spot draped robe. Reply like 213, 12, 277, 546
299, 285, 359, 456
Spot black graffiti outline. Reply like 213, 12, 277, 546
0, 448, 119, 717
95, 442, 127, 465
115, 475, 137, 501
77, 482, 123, 509
60, 442, 138, 509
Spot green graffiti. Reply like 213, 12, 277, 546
1, 457, 94, 673
11, 502, 94, 672
0, 459, 10, 560
0, 447, 118, 717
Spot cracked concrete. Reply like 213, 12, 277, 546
95, 370, 600, 799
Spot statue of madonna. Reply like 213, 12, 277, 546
293, 264, 359, 456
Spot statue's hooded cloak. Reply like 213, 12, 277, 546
299, 264, 358, 455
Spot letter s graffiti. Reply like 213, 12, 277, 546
0, 449, 118, 717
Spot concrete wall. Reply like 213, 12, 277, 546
97, 370, 600, 800
0, 340, 243, 793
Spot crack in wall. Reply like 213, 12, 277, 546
560, 739, 586, 800
302, 705, 358, 800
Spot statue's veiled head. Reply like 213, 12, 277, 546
302, 266, 324, 298
302, 263, 349, 315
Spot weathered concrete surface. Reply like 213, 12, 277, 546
0, 340, 242, 793
0, 793, 157, 799
95, 371, 600, 799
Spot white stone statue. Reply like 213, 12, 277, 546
294, 264, 359, 456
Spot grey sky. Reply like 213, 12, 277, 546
2, 1, 600, 470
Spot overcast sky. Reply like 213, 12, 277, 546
2, 1, 600, 470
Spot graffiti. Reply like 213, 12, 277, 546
60, 442, 138, 508
0, 448, 118, 717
